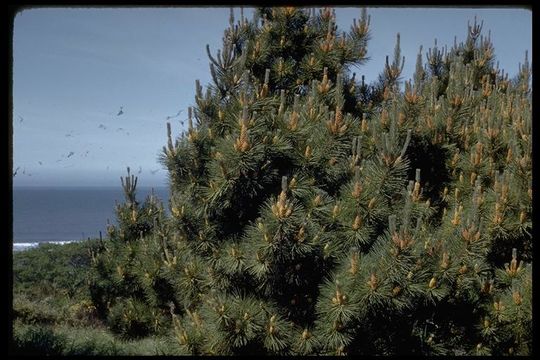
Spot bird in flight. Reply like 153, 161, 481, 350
38, 161, 43, 165
98, 124, 107, 130
117, 106, 124, 116
166, 110, 183, 120
67, 151, 75, 158
18, 116, 24, 123
116, 127, 130, 135
13, 166, 20, 177
138, 166, 142, 174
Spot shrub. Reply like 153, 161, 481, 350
12, 323, 66, 356
107, 298, 164, 339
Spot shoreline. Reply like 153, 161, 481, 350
13, 240, 85, 252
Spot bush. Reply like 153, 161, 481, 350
107, 298, 163, 339
57, 326, 181, 355
12, 294, 65, 325
12, 323, 66, 356
13, 240, 100, 299
11, 321, 180, 356
66, 299, 101, 327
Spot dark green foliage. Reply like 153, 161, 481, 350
12, 324, 66, 356
13, 294, 66, 325
13, 240, 99, 299
12, 322, 182, 356
11, 241, 182, 356
12, 240, 104, 342
107, 298, 165, 339
86, 7, 531, 355
87, 186, 171, 320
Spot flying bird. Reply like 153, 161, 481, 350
13, 166, 20, 177
116, 127, 130, 135
98, 124, 107, 130
38, 161, 43, 165
166, 110, 183, 120
138, 166, 142, 174
67, 151, 75, 158
117, 106, 124, 116
18, 116, 24, 123
21, 167, 32, 176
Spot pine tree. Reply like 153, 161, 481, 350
88, 8, 531, 355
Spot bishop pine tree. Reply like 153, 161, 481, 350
88, 7, 532, 355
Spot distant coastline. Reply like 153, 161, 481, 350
13, 186, 170, 249
13, 240, 79, 252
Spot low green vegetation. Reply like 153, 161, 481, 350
11, 241, 178, 355
12, 321, 181, 356
13, 241, 97, 300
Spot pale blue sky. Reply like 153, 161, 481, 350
12, 7, 531, 187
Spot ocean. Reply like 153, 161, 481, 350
12, 186, 169, 251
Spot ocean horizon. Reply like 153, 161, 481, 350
12, 186, 169, 251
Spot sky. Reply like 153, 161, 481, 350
12, 6, 531, 187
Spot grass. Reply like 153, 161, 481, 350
12, 321, 181, 356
